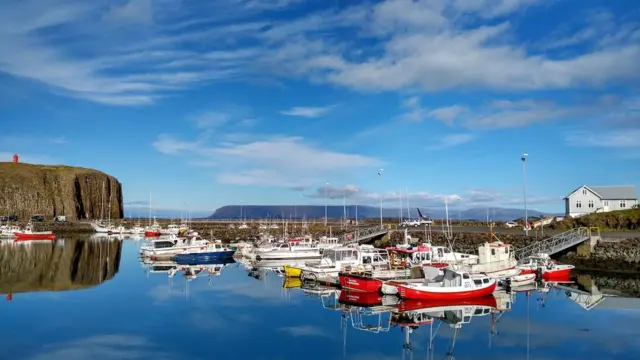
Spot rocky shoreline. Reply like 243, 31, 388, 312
29, 221, 640, 274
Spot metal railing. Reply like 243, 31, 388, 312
343, 225, 388, 245
515, 227, 591, 261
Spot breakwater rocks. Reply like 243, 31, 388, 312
384, 230, 539, 253
560, 238, 640, 274
0, 162, 123, 220
0, 238, 121, 294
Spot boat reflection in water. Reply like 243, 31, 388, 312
140, 256, 236, 298
0, 236, 122, 299
281, 275, 524, 360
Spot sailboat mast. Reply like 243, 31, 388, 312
399, 189, 403, 222
406, 187, 410, 220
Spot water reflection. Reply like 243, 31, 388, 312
0, 236, 121, 296
1, 239, 640, 360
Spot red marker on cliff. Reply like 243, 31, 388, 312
13, 154, 18, 163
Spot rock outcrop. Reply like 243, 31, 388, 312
0, 162, 123, 220
0, 238, 122, 294
560, 238, 640, 273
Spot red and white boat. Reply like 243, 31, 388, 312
384, 268, 497, 300
339, 264, 445, 293
518, 253, 574, 281
13, 223, 55, 241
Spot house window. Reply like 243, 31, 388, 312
582, 189, 587, 195
588, 200, 594, 208
603, 201, 609, 206
621, 200, 626, 208
576, 201, 582, 208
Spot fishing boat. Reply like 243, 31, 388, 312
254, 242, 322, 261
339, 265, 442, 293
13, 222, 56, 240
384, 268, 496, 300
518, 253, 574, 281
291, 245, 390, 285
139, 235, 210, 257
173, 245, 236, 265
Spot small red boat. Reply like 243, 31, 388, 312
518, 253, 574, 281
144, 231, 161, 237
387, 268, 496, 300
13, 231, 56, 240
339, 272, 384, 293
338, 290, 383, 307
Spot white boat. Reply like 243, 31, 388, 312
295, 245, 390, 285
507, 273, 536, 287
452, 241, 519, 279
255, 242, 322, 261
128, 224, 144, 235
91, 220, 113, 233
162, 223, 188, 235
139, 235, 211, 257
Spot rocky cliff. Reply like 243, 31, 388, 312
0, 238, 121, 294
0, 162, 123, 220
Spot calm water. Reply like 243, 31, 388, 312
1, 237, 640, 360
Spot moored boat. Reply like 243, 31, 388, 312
173, 243, 235, 264
13, 222, 55, 240
518, 253, 574, 281
385, 268, 496, 300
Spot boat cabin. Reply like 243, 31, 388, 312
477, 241, 514, 264
440, 306, 493, 326
433, 268, 492, 289
391, 311, 434, 327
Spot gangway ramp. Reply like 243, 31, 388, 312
515, 227, 594, 261
343, 225, 388, 246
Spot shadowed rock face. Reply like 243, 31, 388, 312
0, 162, 123, 220
0, 238, 122, 294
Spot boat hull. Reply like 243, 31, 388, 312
391, 281, 497, 300
144, 231, 161, 237
13, 232, 56, 240
520, 267, 573, 281
339, 273, 383, 293
255, 251, 321, 261
174, 251, 235, 264
283, 265, 302, 278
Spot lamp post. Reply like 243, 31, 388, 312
377, 169, 384, 228
324, 182, 329, 227
521, 153, 529, 236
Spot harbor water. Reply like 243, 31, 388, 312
1, 237, 639, 360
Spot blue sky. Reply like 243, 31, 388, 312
0, 0, 639, 215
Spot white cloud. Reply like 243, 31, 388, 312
427, 133, 475, 150
153, 128, 380, 187
0, 1, 636, 106
278, 325, 331, 338
565, 129, 640, 148
280, 105, 337, 118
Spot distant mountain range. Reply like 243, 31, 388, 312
208, 205, 561, 221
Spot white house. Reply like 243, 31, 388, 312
563, 185, 638, 218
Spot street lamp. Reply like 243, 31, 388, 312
377, 169, 384, 228
521, 153, 529, 236
324, 182, 329, 227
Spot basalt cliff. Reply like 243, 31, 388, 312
0, 162, 123, 220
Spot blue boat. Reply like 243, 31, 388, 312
174, 243, 236, 265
